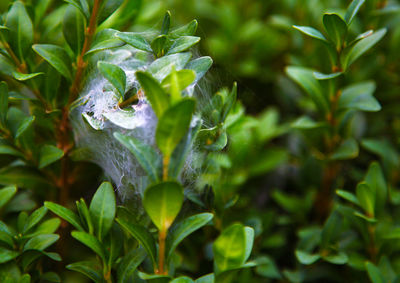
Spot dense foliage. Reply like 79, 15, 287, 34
0, 0, 399, 282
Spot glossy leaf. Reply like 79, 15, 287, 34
39, 145, 64, 169
71, 231, 105, 261
185, 56, 213, 83
147, 52, 192, 81
0, 185, 17, 209
12, 72, 43, 81
285, 66, 328, 113
365, 262, 385, 283
293, 25, 327, 42
86, 29, 124, 55
32, 44, 72, 80
156, 98, 196, 157
365, 162, 387, 214
63, 5, 85, 55
161, 69, 196, 94
66, 261, 103, 283
143, 181, 184, 231
151, 35, 167, 57
114, 132, 161, 183
44, 201, 84, 231
213, 223, 247, 273
295, 250, 320, 265
115, 218, 157, 268
136, 71, 169, 117
5, 1, 33, 60
341, 29, 386, 70
166, 213, 213, 261
98, 61, 126, 99
336, 190, 360, 206
330, 138, 359, 160
170, 20, 198, 38
356, 183, 375, 216
345, 0, 365, 25
338, 81, 380, 112
0, 247, 19, 264
161, 11, 171, 35
323, 13, 348, 50
115, 32, 152, 52
117, 248, 147, 283
23, 234, 59, 251
23, 206, 48, 233
89, 182, 116, 239
167, 36, 200, 55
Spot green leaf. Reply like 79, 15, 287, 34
156, 98, 196, 157
143, 181, 184, 231
136, 71, 169, 118
41, 272, 60, 283
345, 0, 365, 25
115, 32, 152, 52
295, 250, 320, 265
66, 261, 103, 283
5, 1, 33, 61
23, 206, 48, 233
6, 109, 36, 140
161, 69, 196, 95
356, 182, 375, 216
170, 20, 198, 38
213, 223, 247, 273
114, 132, 161, 183
313, 71, 342, 80
341, 29, 386, 70
336, 190, 360, 206
323, 13, 348, 50
0, 232, 14, 248
76, 198, 93, 234
365, 262, 385, 283
322, 252, 348, 265
27, 218, 61, 237
167, 36, 200, 55
365, 162, 387, 214
244, 226, 254, 262
138, 272, 171, 282
161, 11, 171, 35
151, 35, 167, 57
98, 61, 126, 99
185, 56, 213, 83
338, 81, 380, 112
147, 52, 192, 81
171, 277, 194, 283
39, 145, 64, 169
71, 231, 105, 261
44, 201, 85, 231
0, 145, 23, 157
291, 116, 325, 129
86, 29, 124, 55
115, 218, 157, 269
0, 82, 8, 126
12, 72, 43, 81
32, 44, 72, 80
285, 66, 328, 113
117, 248, 147, 283
166, 213, 213, 261
63, 4, 85, 55
292, 25, 327, 42
168, 120, 200, 178
89, 182, 116, 239
0, 185, 17, 209
23, 234, 59, 251
330, 138, 359, 160
0, 247, 19, 264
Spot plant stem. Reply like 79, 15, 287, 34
163, 155, 170, 181
68, 0, 102, 104
157, 229, 167, 275
118, 93, 138, 108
